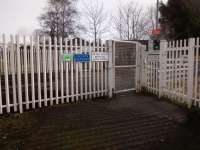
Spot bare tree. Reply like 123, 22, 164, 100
82, 0, 108, 42
113, 2, 151, 40
38, 0, 79, 40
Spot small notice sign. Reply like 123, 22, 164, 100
92, 52, 109, 62
74, 54, 90, 62
84, 48, 93, 52
63, 54, 73, 62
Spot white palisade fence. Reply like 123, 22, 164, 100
0, 35, 111, 114
143, 38, 200, 107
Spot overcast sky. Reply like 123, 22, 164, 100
0, 0, 167, 35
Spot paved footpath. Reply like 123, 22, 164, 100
0, 93, 187, 150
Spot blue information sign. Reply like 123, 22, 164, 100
74, 54, 90, 62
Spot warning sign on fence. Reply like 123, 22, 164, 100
74, 54, 90, 62
92, 52, 109, 62
63, 54, 73, 62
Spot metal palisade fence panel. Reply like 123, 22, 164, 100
144, 52, 160, 95
143, 38, 200, 107
159, 40, 190, 101
0, 35, 111, 114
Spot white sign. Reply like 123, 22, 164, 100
84, 48, 93, 52
92, 52, 109, 62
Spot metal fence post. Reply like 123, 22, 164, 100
136, 42, 140, 92
2, 35, 10, 113
141, 46, 147, 89
159, 40, 167, 98
16, 35, 23, 113
187, 38, 195, 107
136, 42, 143, 92
107, 40, 114, 98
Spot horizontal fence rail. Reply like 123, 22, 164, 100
0, 35, 110, 114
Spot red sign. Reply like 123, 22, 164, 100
152, 28, 161, 35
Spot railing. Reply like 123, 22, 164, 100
143, 38, 200, 107
0, 35, 110, 114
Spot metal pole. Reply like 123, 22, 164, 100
156, 0, 159, 29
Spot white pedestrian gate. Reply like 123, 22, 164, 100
112, 41, 142, 93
